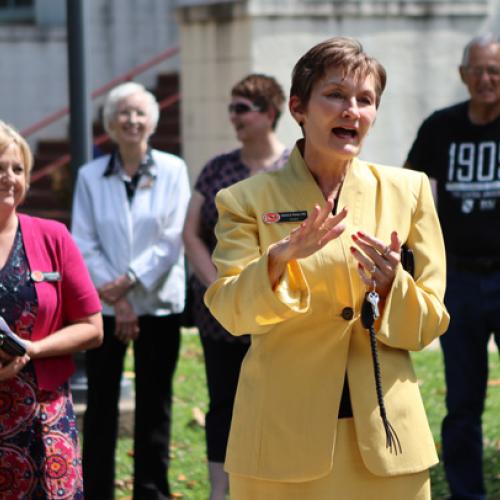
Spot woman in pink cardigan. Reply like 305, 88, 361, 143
0, 121, 103, 499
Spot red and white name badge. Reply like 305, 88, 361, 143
262, 211, 308, 224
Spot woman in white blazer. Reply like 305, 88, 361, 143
72, 82, 190, 500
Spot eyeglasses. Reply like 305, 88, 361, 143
463, 65, 500, 78
228, 102, 262, 115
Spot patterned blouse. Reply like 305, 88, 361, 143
191, 148, 290, 342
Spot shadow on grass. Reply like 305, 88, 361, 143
430, 448, 500, 499
111, 337, 499, 499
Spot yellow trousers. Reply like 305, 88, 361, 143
229, 419, 431, 500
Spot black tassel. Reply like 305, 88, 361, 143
367, 324, 402, 454
362, 293, 403, 455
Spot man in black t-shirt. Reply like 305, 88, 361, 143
406, 33, 500, 500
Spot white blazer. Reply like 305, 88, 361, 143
71, 149, 190, 316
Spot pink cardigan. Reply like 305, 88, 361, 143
18, 214, 101, 390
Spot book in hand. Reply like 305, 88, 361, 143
0, 315, 27, 357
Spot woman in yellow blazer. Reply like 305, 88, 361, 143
205, 37, 450, 499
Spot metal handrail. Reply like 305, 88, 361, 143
21, 45, 180, 138
30, 93, 180, 184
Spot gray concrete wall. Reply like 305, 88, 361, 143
179, 2, 253, 179
1, 0, 497, 173
178, 0, 494, 181
263, 17, 475, 167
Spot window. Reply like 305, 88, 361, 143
0, 0, 35, 23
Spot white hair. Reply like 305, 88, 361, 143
461, 33, 500, 66
102, 81, 160, 142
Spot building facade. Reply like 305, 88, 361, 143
178, 0, 497, 179
0, 0, 179, 142
1, 0, 498, 180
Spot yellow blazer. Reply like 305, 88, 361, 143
205, 145, 450, 481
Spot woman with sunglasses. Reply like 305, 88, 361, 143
205, 38, 450, 499
183, 73, 289, 500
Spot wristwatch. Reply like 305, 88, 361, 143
126, 268, 138, 286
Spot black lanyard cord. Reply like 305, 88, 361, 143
362, 295, 403, 455
367, 322, 402, 454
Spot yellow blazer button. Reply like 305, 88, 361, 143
341, 307, 354, 320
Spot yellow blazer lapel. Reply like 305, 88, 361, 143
282, 149, 361, 312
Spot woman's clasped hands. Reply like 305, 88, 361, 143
98, 276, 139, 344
113, 297, 140, 344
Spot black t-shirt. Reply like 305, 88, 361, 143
407, 101, 500, 258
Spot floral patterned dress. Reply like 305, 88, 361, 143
191, 148, 290, 342
0, 227, 83, 499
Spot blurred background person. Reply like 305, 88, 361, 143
405, 33, 500, 500
72, 82, 190, 500
182, 73, 289, 500
0, 121, 103, 499
205, 38, 449, 499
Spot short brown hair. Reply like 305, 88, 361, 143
291, 37, 387, 108
231, 73, 286, 129
0, 120, 33, 185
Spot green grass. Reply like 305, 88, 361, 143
115, 329, 210, 499
114, 332, 500, 499
412, 347, 500, 500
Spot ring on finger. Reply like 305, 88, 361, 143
370, 263, 377, 274
382, 245, 391, 258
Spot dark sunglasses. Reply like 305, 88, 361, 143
228, 102, 262, 115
